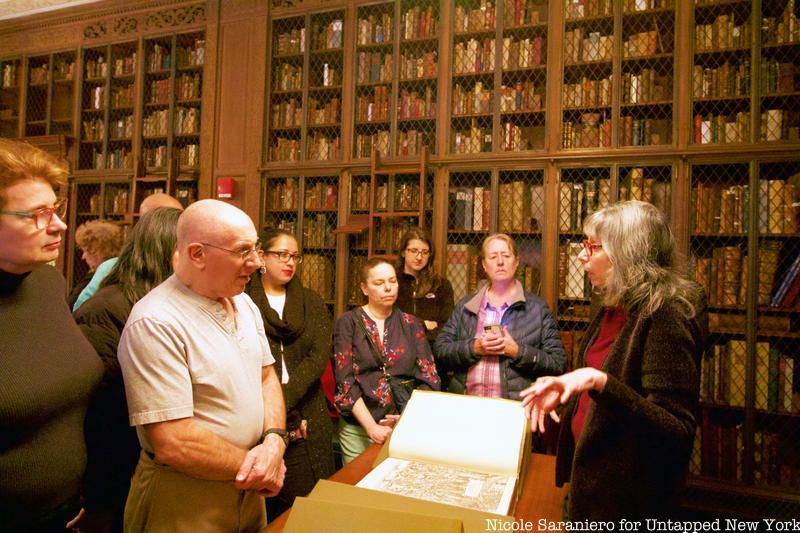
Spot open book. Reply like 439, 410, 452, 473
356, 390, 530, 515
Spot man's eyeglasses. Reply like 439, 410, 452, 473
263, 250, 304, 264
0, 198, 68, 230
405, 248, 430, 257
582, 239, 603, 257
202, 241, 261, 260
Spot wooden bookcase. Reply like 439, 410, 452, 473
0, 57, 22, 138
24, 50, 76, 137
261, 0, 800, 518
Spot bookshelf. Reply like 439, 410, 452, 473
260, 0, 800, 516
138, 31, 204, 211
24, 50, 76, 137
0, 57, 21, 138
308, 10, 345, 161
78, 41, 137, 171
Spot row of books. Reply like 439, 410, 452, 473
173, 106, 200, 135
399, 52, 437, 80
562, 76, 612, 108
693, 242, 781, 308
693, 421, 800, 490
304, 182, 338, 210
311, 20, 343, 51
356, 87, 390, 123
274, 63, 302, 92
1, 64, 16, 88
174, 39, 205, 68
623, 30, 661, 58
452, 122, 493, 153
503, 0, 544, 27
143, 145, 168, 168
700, 340, 796, 413
563, 29, 614, 64
313, 63, 340, 88
176, 73, 202, 101
454, 1, 496, 34
559, 242, 590, 299
356, 52, 392, 84
85, 56, 110, 80
88, 146, 132, 170
308, 134, 341, 161
265, 179, 337, 212
694, 14, 752, 52
759, 60, 796, 95
147, 78, 170, 105
761, 109, 800, 142
565, 0, 611, 20
270, 99, 302, 129
356, 13, 393, 47
692, 180, 798, 235
355, 132, 390, 158
446, 244, 485, 302
761, 4, 800, 46
397, 130, 432, 157
398, 87, 436, 120
501, 36, 544, 70
275, 28, 305, 56
622, 69, 671, 104
692, 112, 750, 144
453, 38, 496, 75
620, 117, 671, 147
561, 114, 612, 149
401, 5, 437, 41
500, 82, 542, 113
500, 122, 544, 151
302, 213, 336, 249
177, 144, 199, 167
308, 97, 340, 125
692, 60, 750, 99
270, 137, 300, 162
85, 188, 129, 216
452, 82, 493, 116
111, 85, 135, 109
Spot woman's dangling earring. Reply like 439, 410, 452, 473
259, 264, 267, 275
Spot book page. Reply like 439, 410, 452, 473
357, 457, 517, 515
387, 390, 528, 476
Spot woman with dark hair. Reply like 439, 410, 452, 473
245, 227, 335, 520
395, 227, 454, 344
521, 200, 708, 521
0, 138, 102, 532
435, 233, 565, 400
333, 257, 441, 464
70, 206, 182, 532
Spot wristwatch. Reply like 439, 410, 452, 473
260, 427, 289, 447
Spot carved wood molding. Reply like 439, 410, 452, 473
83, 4, 205, 40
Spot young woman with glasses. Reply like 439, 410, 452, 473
0, 138, 102, 531
395, 228, 454, 345
520, 200, 708, 521
244, 227, 335, 520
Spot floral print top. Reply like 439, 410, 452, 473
333, 307, 440, 422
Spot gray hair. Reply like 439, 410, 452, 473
584, 200, 698, 318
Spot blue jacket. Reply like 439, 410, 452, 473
434, 281, 566, 399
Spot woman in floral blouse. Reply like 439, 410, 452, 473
333, 257, 440, 464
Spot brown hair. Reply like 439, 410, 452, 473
480, 233, 518, 258
397, 226, 442, 295
0, 138, 68, 208
75, 220, 124, 260
361, 256, 395, 284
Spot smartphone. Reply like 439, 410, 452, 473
483, 323, 502, 336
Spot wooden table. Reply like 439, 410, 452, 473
265, 445, 568, 532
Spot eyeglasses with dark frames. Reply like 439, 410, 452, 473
0, 198, 68, 230
582, 239, 603, 257
263, 250, 304, 264
405, 248, 430, 257
201, 241, 261, 260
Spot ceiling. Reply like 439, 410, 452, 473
0, 0, 103, 22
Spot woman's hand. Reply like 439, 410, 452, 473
423, 320, 438, 331
366, 423, 393, 444
520, 368, 608, 432
499, 326, 519, 358
474, 327, 519, 358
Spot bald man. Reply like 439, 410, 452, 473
118, 200, 286, 531
139, 192, 184, 216
72, 194, 184, 311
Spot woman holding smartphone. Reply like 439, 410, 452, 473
434, 233, 566, 400
333, 257, 440, 464
395, 228, 454, 344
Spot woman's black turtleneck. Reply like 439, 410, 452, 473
0, 265, 102, 529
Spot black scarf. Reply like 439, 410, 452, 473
248, 272, 306, 343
